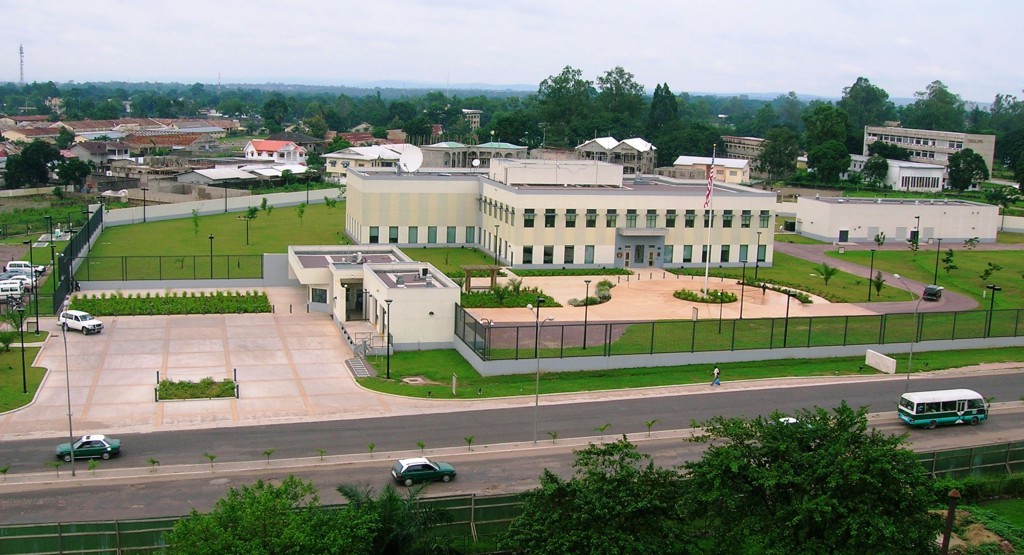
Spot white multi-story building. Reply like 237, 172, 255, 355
575, 137, 657, 175
345, 159, 777, 270
863, 125, 996, 172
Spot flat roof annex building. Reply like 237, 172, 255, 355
795, 196, 998, 243
345, 159, 778, 270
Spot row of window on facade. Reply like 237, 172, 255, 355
519, 244, 769, 265
901, 176, 941, 189
515, 208, 772, 229
868, 134, 963, 150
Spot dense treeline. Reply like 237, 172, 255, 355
4, 68, 1024, 181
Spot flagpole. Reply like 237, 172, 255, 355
703, 144, 717, 293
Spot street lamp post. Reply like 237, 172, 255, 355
22, 239, 39, 333
385, 299, 393, 379
208, 234, 214, 279
783, 291, 794, 346
16, 304, 26, 393
82, 208, 92, 245
527, 297, 553, 444
493, 224, 499, 266
45, 215, 55, 294
140, 187, 148, 223
754, 231, 762, 281
933, 238, 943, 285
224, 186, 229, 213
238, 215, 251, 245
868, 248, 877, 301
582, 279, 591, 349
62, 324, 76, 476
985, 284, 1001, 337
739, 262, 747, 319
913, 215, 921, 243
894, 274, 925, 391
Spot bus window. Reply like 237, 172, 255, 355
941, 401, 957, 411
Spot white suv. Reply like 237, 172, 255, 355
58, 310, 104, 335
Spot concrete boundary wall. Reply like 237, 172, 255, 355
1002, 215, 1024, 233
456, 335, 1024, 376
102, 188, 343, 227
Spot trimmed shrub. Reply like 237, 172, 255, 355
674, 288, 738, 303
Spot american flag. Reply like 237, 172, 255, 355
704, 156, 716, 208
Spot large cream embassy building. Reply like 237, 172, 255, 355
345, 159, 777, 269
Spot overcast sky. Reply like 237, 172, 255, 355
3, 1, 1021, 103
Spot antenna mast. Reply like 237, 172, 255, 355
19, 44, 24, 85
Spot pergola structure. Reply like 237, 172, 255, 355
460, 265, 502, 292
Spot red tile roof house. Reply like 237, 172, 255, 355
243, 140, 307, 164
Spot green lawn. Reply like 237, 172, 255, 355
828, 249, 1024, 309
981, 498, 1024, 528
360, 345, 1024, 400
673, 252, 910, 303
776, 234, 828, 245
401, 246, 496, 276
0, 347, 46, 412
997, 231, 1024, 244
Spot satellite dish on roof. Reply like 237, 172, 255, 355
399, 146, 423, 173
472, 158, 481, 167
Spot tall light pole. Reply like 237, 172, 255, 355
582, 279, 591, 350
783, 291, 795, 346
82, 208, 92, 245
208, 234, 214, 279
739, 262, 747, 319
45, 215, 55, 293
894, 274, 925, 392
62, 324, 76, 476
527, 297, 552, 444
22, 239, 39, 333
238, 215, 252, 245
933, 238, 943, 285
985, 284, 1001, 337
385, 299, 393, 379
913, 215, 921, 243
140, 187, 148, 223
754, 231, 762, 281
16, 303, 26, 393
867, 248, 877, 301
493, 224, 499, 265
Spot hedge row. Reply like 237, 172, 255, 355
71, 290, 272, 316
674, 288, 738, 303
158, 377, 236, 400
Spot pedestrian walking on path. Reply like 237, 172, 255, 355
712, 365, 721, 386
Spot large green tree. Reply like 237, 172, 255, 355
681, 403, 939, 554
946, 147, 990, 191
261, 93, 290, 133
3, 140, 61, 189
336, 483, 453, 555
165, 476, 376, 555
867, 140, 912, 160
802, 102, 850, 149
755, 127, 800, 181
594, 66, 647, 138
55, 158, 95, 191
861, 154, 889, 185
837, 77, 898, 153
806, 140, 852, 184
647, 82, 679, 136
55, 127, 76, 149
504, 437, 692, 555
536, 66, 595, 147
901, 80, 966, 132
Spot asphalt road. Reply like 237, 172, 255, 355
2, 372, 1023, 525
3, 372, 1022, 473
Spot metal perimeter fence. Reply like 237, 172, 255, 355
70, 254, 265, 282
2, 444, 1023, 554
456, 305, 1024, 360
0, 492, 524, 555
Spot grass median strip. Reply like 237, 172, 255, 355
358, 346, 1024, 400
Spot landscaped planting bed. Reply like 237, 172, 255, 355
70, 290, 272, 316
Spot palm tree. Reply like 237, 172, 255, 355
816, 262, 840, 286
336, 483, 454, 554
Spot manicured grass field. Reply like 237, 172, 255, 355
981, 498, 1024, 528
0, 347, 45, 412
829, 249, 1024, 309
674, 252, 910, 303
360, 345, 1024, 400
997, 231, 1024, 244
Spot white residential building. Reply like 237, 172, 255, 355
243, 140, 307, 165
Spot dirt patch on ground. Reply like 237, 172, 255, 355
0, 243, 31, 267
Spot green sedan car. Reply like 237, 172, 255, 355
391, 457, 457, 486
56, 434, 122, 462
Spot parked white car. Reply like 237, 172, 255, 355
4, 261, 46, 276
57, 310, 104, 335
4, 274, 33, 291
